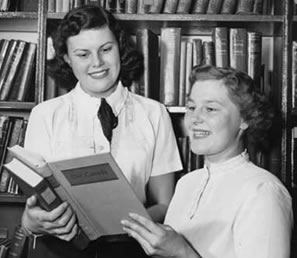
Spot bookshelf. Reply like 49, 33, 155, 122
0, 0, 296, 255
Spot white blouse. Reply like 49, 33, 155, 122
24, 82, 183, 203
165, 152, 293, 258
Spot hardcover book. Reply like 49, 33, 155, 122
176, 0, 192, 14
213, 27, 229, 67
4, 145, 151, 247
192, 0, 210, 14
125, 0, 137, 13
220, 0, 237, 14
159, 27, 181, 106
206, 0, 223, 13
163, 0, 179, 13
236, 0, 254, 14
229, 28, 247, 72
148, 0, 165, 13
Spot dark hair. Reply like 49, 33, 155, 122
189, 65, 275, 151
47, 4, 143, 89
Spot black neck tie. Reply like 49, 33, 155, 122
97, 98, 118, 142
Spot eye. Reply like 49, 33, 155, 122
76, 52, 89, 58
205, 106, 217, 112
101, 45, 112, 53
186, 104, 195, 112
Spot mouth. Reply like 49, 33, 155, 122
191, 129, 210, 139
88, 69, 108, 79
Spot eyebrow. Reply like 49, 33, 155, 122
72, 41, 114, 53
187, 97, 224, 105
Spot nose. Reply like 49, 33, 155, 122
189, 109, 204, 124
92, 53, 104, 67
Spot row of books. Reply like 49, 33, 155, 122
155, 27, 262, 106
0, 115, 28, 195
0, 39, 36, 102
45, 0, 271, 15
292, 41, 297, 109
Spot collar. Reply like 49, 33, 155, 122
204, 151, 250, 175
71, 81, 128, 117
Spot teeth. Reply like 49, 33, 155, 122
193, 130, 210, 137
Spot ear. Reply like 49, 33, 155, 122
240, 120, 248, 131
63, 54, 71, 66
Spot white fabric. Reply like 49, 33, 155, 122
24, 82, 183, 203
165, 152, 293, 258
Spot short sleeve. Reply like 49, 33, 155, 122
150, 105, 183, 177
233, 182, 293, 258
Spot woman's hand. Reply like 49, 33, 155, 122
121, 213, 201, 258
22, 195, 78, 241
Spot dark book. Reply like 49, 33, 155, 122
105, 0, 117, 12
176, 0, 193, 14
293, 41, 297, 108
229, 28, 247, 72
0, 39, 11, 79
73, 0, 84, 8
292, 127, 297, 187
159, 27, 181, 106
0, 40, 27, 101
192, 38, 203, 66
213, 27, 229, 67
220, 0, 237, 14
7, 226, 27, 258
0, 115, 10, 162
8, 42, 36, 101
5, 145, 151, 247
148, 0, 165, 13
202, 41, 215, 65
192, 0, 210, 14
163, 0, 179, 13
236, 0, 254, 14
18, 0, 38, 11
137, 0, 151, 13
115, 0, 125, 13
125, 0, 137, 13
247, 31, 262, 90
206, 0, 223, 13
253, 0, 264, 14
136, 28, 160, 100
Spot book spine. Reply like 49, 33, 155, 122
178, 40, 187, 106
247, 31, 262, 89
206, 0, 223, 13
159, 28, 181, 106
115, 0, 125, 13
163, 0, 179, 13
213, 27, 229, 67
125, 0, 137, 13
48, 0, 56, 12
148, 0, 165, 13
220, 0, 237, 14
236, 0, 255, 14
229, 28, 247, 72
293, 41, 297, 108
137, 0, 151, 13
176, 0, 192, 13
136, 28, 160, 100
0, 39, 10, 74
202, 41, 215, 66
192, 0, 210, 14
185, 40, 193, 103
192, 38, 203, 66
7, 226, 27, 258
292, 127, 297, 187
106, 0, 117, 12
253, 0, 264, 14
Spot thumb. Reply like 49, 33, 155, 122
26, 195, 38, 208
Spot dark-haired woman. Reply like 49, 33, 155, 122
21, 4, 182, 258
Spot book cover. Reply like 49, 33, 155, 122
5, 145, 151, 243
213, 27, 229, 67
192, 38, 203, 66
202, 41, 215, 65
185, 40, 193, 104
0, 40, 27, 101
148, 0, 165, 13
247, 31, 262, 90
206, 0, 223, 13
229, 28, 247, 72
220, 0, 237, 14
159, 27, 181, 106
176, 0, 192, 14
192, 0, 210, 14
0, 39, 11, 74
162, 0, 179, 13
7, 226, 27, 258
125, 0, 137, 13
236, 0, 255, 14
8, 42, 37, 101
136, 28, 160, 100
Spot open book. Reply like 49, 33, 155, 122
4, 145, 150, 249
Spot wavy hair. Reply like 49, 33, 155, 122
189, 65, 275, 151
47, 4, 143, 89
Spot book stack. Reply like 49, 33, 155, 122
0, 39, 36, 102
0, 115, 28, 196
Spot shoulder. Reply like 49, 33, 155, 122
30, 93, 71, 118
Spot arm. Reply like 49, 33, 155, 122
146, 172, 176, 223
121, 213, 202, 258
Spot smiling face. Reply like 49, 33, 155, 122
63, 26, 121, 98
184, 79, 248, 163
